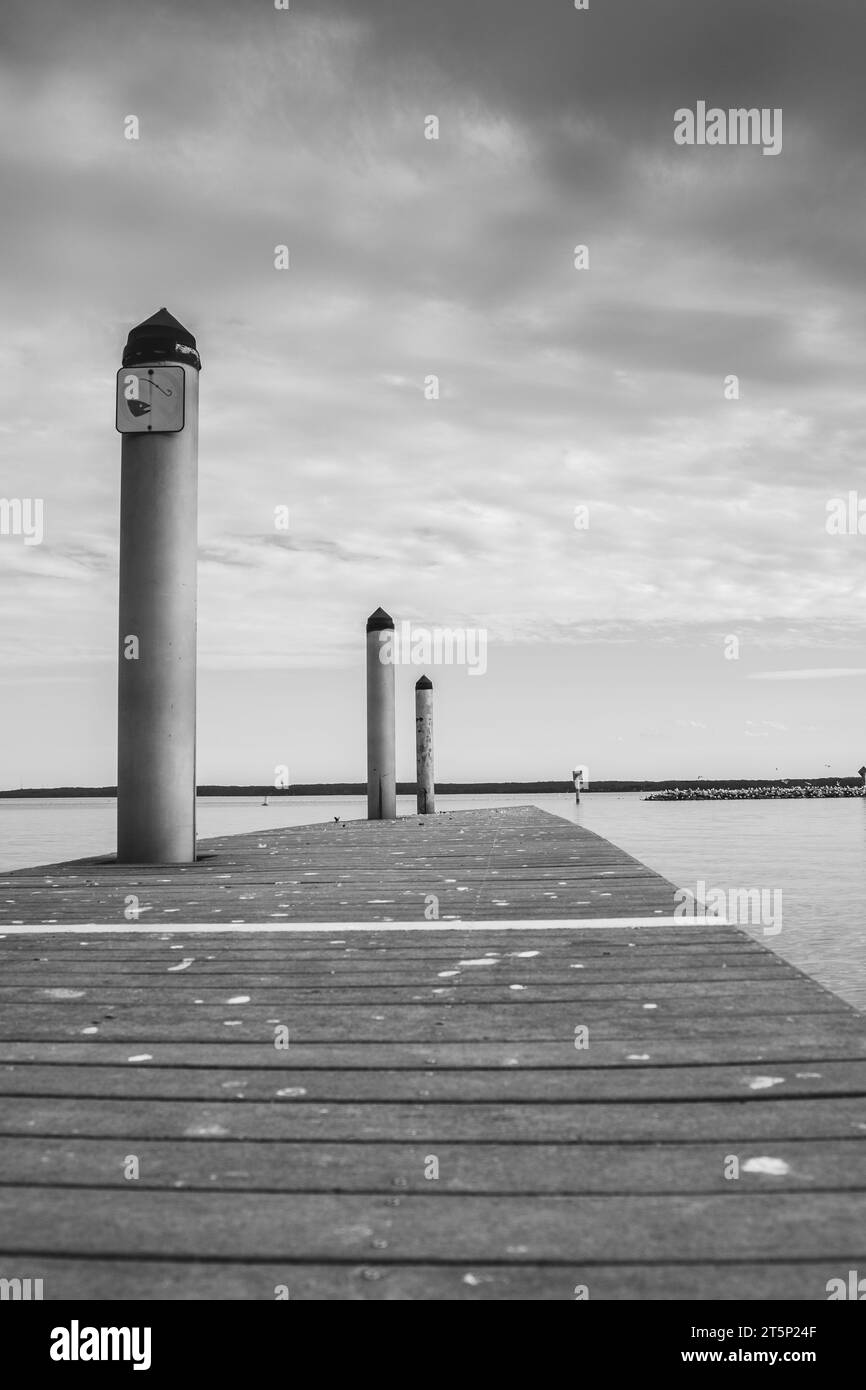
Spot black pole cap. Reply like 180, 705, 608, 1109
366, 607, 394, 633
122, 308, 201, 371
415, 674, 433, 690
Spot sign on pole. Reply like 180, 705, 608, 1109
116, 365, 185, 433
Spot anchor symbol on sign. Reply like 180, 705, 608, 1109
125, 373, 174, 418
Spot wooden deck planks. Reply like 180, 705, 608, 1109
0, 805, 681, 924
0, 806, 863, 1300
0, 1258, 854, 1302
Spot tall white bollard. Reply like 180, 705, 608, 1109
415, 674, 435, 814
366, 607, 397, 819
116, 308, 200, 863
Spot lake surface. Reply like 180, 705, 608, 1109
1, 792, 864, 1011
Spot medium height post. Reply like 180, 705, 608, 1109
366, 607, 397, 819
116, 309, 201, 863
415, 674, 435, 813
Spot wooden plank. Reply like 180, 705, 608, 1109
0, 952, 793, 970
1, 1095, 864, 1142
0, 996, 854, 1041
0, 1257, 849, 1301
1, 1136, 862, 1193
0, 1188, 864, 1262
0, 968, 799, 991
0, 933, 780, 949
0, 945, 793, 971
0, 937, 808, 959
0, 1017, 859, 1049
2, 1061, 864, 1102
0, 1016, 859, 1047
2, 1037, 862, 1066
0, 980, 842, 1008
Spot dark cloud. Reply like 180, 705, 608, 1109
2, 0, 865, 673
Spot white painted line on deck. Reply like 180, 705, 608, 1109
0, 916, 729, 935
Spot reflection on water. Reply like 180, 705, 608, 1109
0, 792, 863, 1012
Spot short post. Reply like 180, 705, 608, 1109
415, 674, 435, 814
859, 765, 866, 790
572, 766, 584, 804
366, 607, 397, 819
116, 309, 200, 863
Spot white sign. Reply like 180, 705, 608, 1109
116, 366, 185, 433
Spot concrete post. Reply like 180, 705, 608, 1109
415, 674, 435, 814
366, 607, 396, 819
116, 309, 200, 863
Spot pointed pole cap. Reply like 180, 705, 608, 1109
366, 607, 394, 633
122, 308, 202, 370
415, 674, 433, 690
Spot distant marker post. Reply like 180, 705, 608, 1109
366, 607, 397, 819
415, 674, 435, 814
116, 309, 201, 863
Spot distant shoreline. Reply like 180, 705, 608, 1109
1, 778, 862, 799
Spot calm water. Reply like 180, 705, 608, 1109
1, 793, 864, 1011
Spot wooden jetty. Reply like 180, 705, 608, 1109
0, 806, 864, 1300
0, 804, 677, 925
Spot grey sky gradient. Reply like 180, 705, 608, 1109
1, 0, 865, 785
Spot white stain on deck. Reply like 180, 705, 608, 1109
742, 1156, 791, 1176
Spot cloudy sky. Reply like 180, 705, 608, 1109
2, 0, 866, 787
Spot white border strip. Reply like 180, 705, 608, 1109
0, 916, 729, 935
